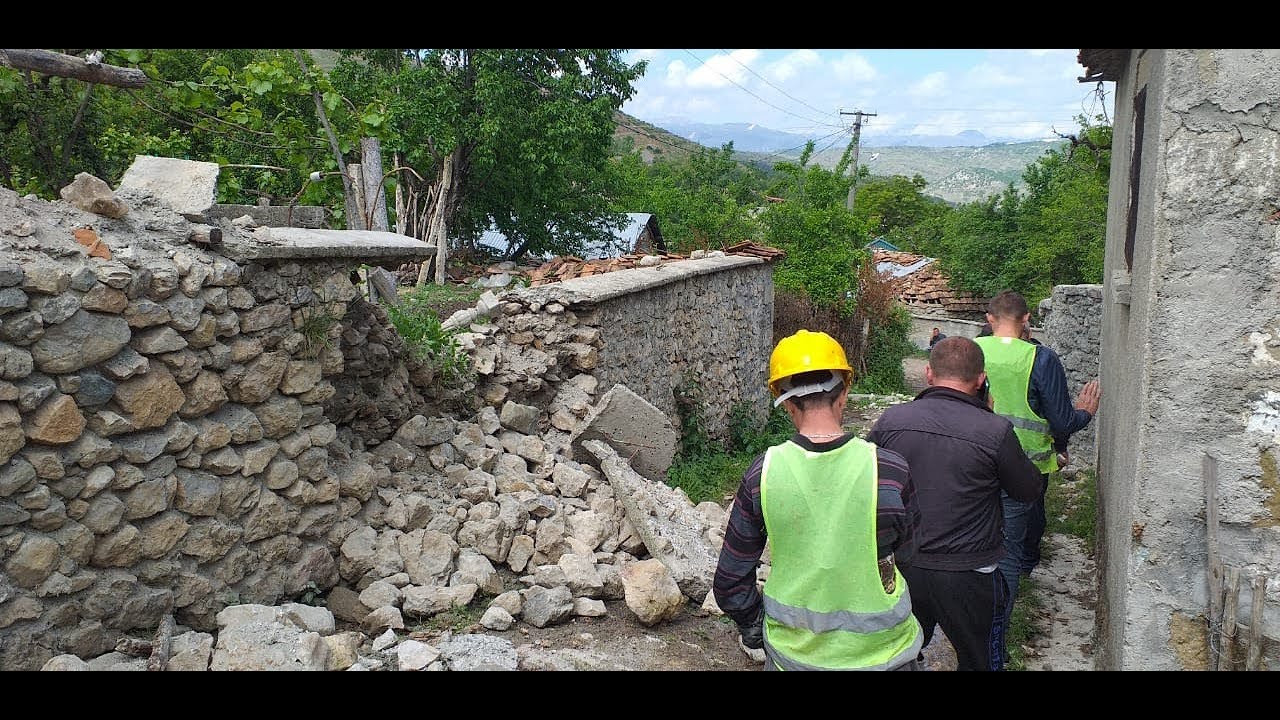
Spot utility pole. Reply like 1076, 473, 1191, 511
840, 109, 876, 210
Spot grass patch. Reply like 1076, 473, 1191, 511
668, 451, 756, 505
666, 384, 792, 505
1045, 467, 1098, 555
383, 286, 474, 389
410, 601, 487, 634
395, 281, 483, 319
1004, 576, 1041, 671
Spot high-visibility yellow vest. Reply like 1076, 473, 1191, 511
759, 438, 923, 670
975, 335, 1057, 474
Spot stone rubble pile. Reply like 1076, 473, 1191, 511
41, 383, 735, 670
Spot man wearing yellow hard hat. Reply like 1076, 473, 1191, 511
712, 329, 924, 670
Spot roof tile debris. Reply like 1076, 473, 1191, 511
871, 249, 987, 315
396, 241, 785, 289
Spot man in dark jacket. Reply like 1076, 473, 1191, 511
867, 336, 1043, 670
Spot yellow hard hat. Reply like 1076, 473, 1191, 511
768, 329, 853, 397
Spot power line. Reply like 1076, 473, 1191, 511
681, 49, 841, 129
717, 48, 836, 122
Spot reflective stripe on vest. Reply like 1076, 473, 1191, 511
975, 335, 1058, 474
759, 438, 923, 670
764, 631, 924, 671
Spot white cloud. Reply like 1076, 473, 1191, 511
684, 49, 761, 89
631, 49, 661, 61
1026, 49, 1076, 58
831, 52, 877, 82
665, 59, 689, 86
966, 62, 1025, 87
768, 49, 821, 82
907, 71, 948, 98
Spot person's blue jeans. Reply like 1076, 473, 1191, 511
997, 474, 1049, 621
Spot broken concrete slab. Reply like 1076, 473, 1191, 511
219, 227, 436, 264
583, 439, 715, 601
569, 384, 677, 484
117, 155, 220, 220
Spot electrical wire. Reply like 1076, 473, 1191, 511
717, 48, 836, 121
681, 49, 842, 130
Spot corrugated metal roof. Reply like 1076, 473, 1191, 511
876, 256, 934, 278
465, 213, 656, 259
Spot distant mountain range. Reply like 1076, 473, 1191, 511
652, 118, 1034, 151
613, 113, 1066, 205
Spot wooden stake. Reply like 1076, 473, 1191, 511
1246, 574, 1267, 671
1217, 566, 1241, 671
1204, 453, 1223, 670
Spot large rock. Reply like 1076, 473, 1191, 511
117, 155, 219, 220
210, 604, 330, 671
520, 585, 574, 628
113, 366, 185, 430
60, 172, 128, 218
620, 558, 685, 626
30, 311, 131, 374
24, 393, 84, 445
569, 384, 677, 483
436, 634, 518, 671
584, 440, 716, 600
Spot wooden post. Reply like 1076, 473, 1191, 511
1204, 453, 1223, 670
1217, 566, 1241, 671
360, 137, 389, 232
347, 163, 368, 232
1246, 574, 1267, 671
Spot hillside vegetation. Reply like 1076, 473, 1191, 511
810, 141, 1064, 205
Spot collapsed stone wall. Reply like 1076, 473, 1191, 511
0, 181, 776, 671
1042, 284, 1102, 465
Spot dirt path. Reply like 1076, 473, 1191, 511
1021, 533, 1097, 670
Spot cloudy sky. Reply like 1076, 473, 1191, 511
620, 49, 1113, 142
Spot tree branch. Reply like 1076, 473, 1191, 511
0, 49, 147, 88
60, 82, 96, 165
292, 49, 361, 230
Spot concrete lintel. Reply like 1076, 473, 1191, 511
220, 227, 437, 263
507, 255, 763, 307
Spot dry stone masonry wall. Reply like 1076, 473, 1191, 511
0, 182, 434, 670
1042, 284, 1102, 465
459, 255, 775, 447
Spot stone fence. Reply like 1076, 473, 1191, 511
0, 176, 778, 669
456, 255, 776, 446
0, 184, 435, 669
1041, 284, 1102, 465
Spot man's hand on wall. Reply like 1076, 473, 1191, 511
1075, 379, 1101, 416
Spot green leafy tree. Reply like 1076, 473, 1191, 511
332, 49, 645, 270
760, 142, 865, 305
608, 142, 763, 253
931, 115, 1111, 307
852, 173, 950, 252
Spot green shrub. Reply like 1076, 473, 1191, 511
854, 304, 914, 395
668, 381, 793, 505
383, 289, 473, 389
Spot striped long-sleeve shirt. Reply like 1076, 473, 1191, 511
712, 433, 918, 628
